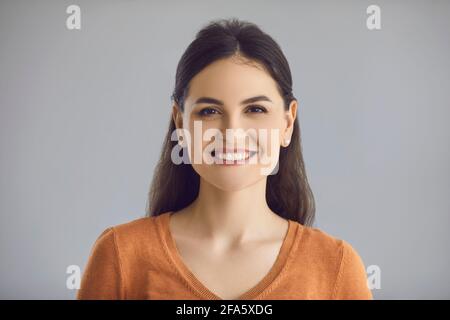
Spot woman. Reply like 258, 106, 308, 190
77, 18, 373, 300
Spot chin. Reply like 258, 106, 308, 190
202, 172, 264, 192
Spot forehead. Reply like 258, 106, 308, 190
184, 57, 282, 107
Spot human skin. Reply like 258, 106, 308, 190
171, 56, 297, 250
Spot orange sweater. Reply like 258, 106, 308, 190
77, 211, 373, 300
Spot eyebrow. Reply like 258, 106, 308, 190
193, 95, 273, 106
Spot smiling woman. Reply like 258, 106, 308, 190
77, 18, 373, 300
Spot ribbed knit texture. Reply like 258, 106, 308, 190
77, 212, 373, 300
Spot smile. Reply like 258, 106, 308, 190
210, 149, 258, 165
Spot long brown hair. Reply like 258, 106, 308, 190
146, 18, 315, 226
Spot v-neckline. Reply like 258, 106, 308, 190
157, 211, 298, 300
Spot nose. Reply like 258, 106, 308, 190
217, 114, 251, 149
221, 112, 242, 131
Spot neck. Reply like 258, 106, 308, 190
184, 177, 279, 245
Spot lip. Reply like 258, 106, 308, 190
215, 147, 257, 153
211, 149, 258, 166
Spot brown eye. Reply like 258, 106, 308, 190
246, 105, 267, 113
198, 107, 220, 116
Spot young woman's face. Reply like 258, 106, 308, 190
173, 56, 297, 191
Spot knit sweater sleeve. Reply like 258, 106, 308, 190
77, 227, 125, 299
331, 240, 373, 300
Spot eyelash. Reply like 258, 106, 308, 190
197, 105, 268, 116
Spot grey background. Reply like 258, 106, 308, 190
1, 0, 449, 299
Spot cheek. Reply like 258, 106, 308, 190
184, 121, 217, 165
185, 116, 284, 160
187, 121, 213, 148
253, 118, 284, 155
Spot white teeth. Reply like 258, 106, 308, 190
215, 152, 249, 161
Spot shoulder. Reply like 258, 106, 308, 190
292, 223, 372, 299
110, 215, 159, 236
296, 223, 346, 256
92, 214, 167, 254
302, 225, 366, 261
293, 222, 367, 274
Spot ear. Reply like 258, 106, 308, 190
172, 104, 183, 129
283, 99, 298, 146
